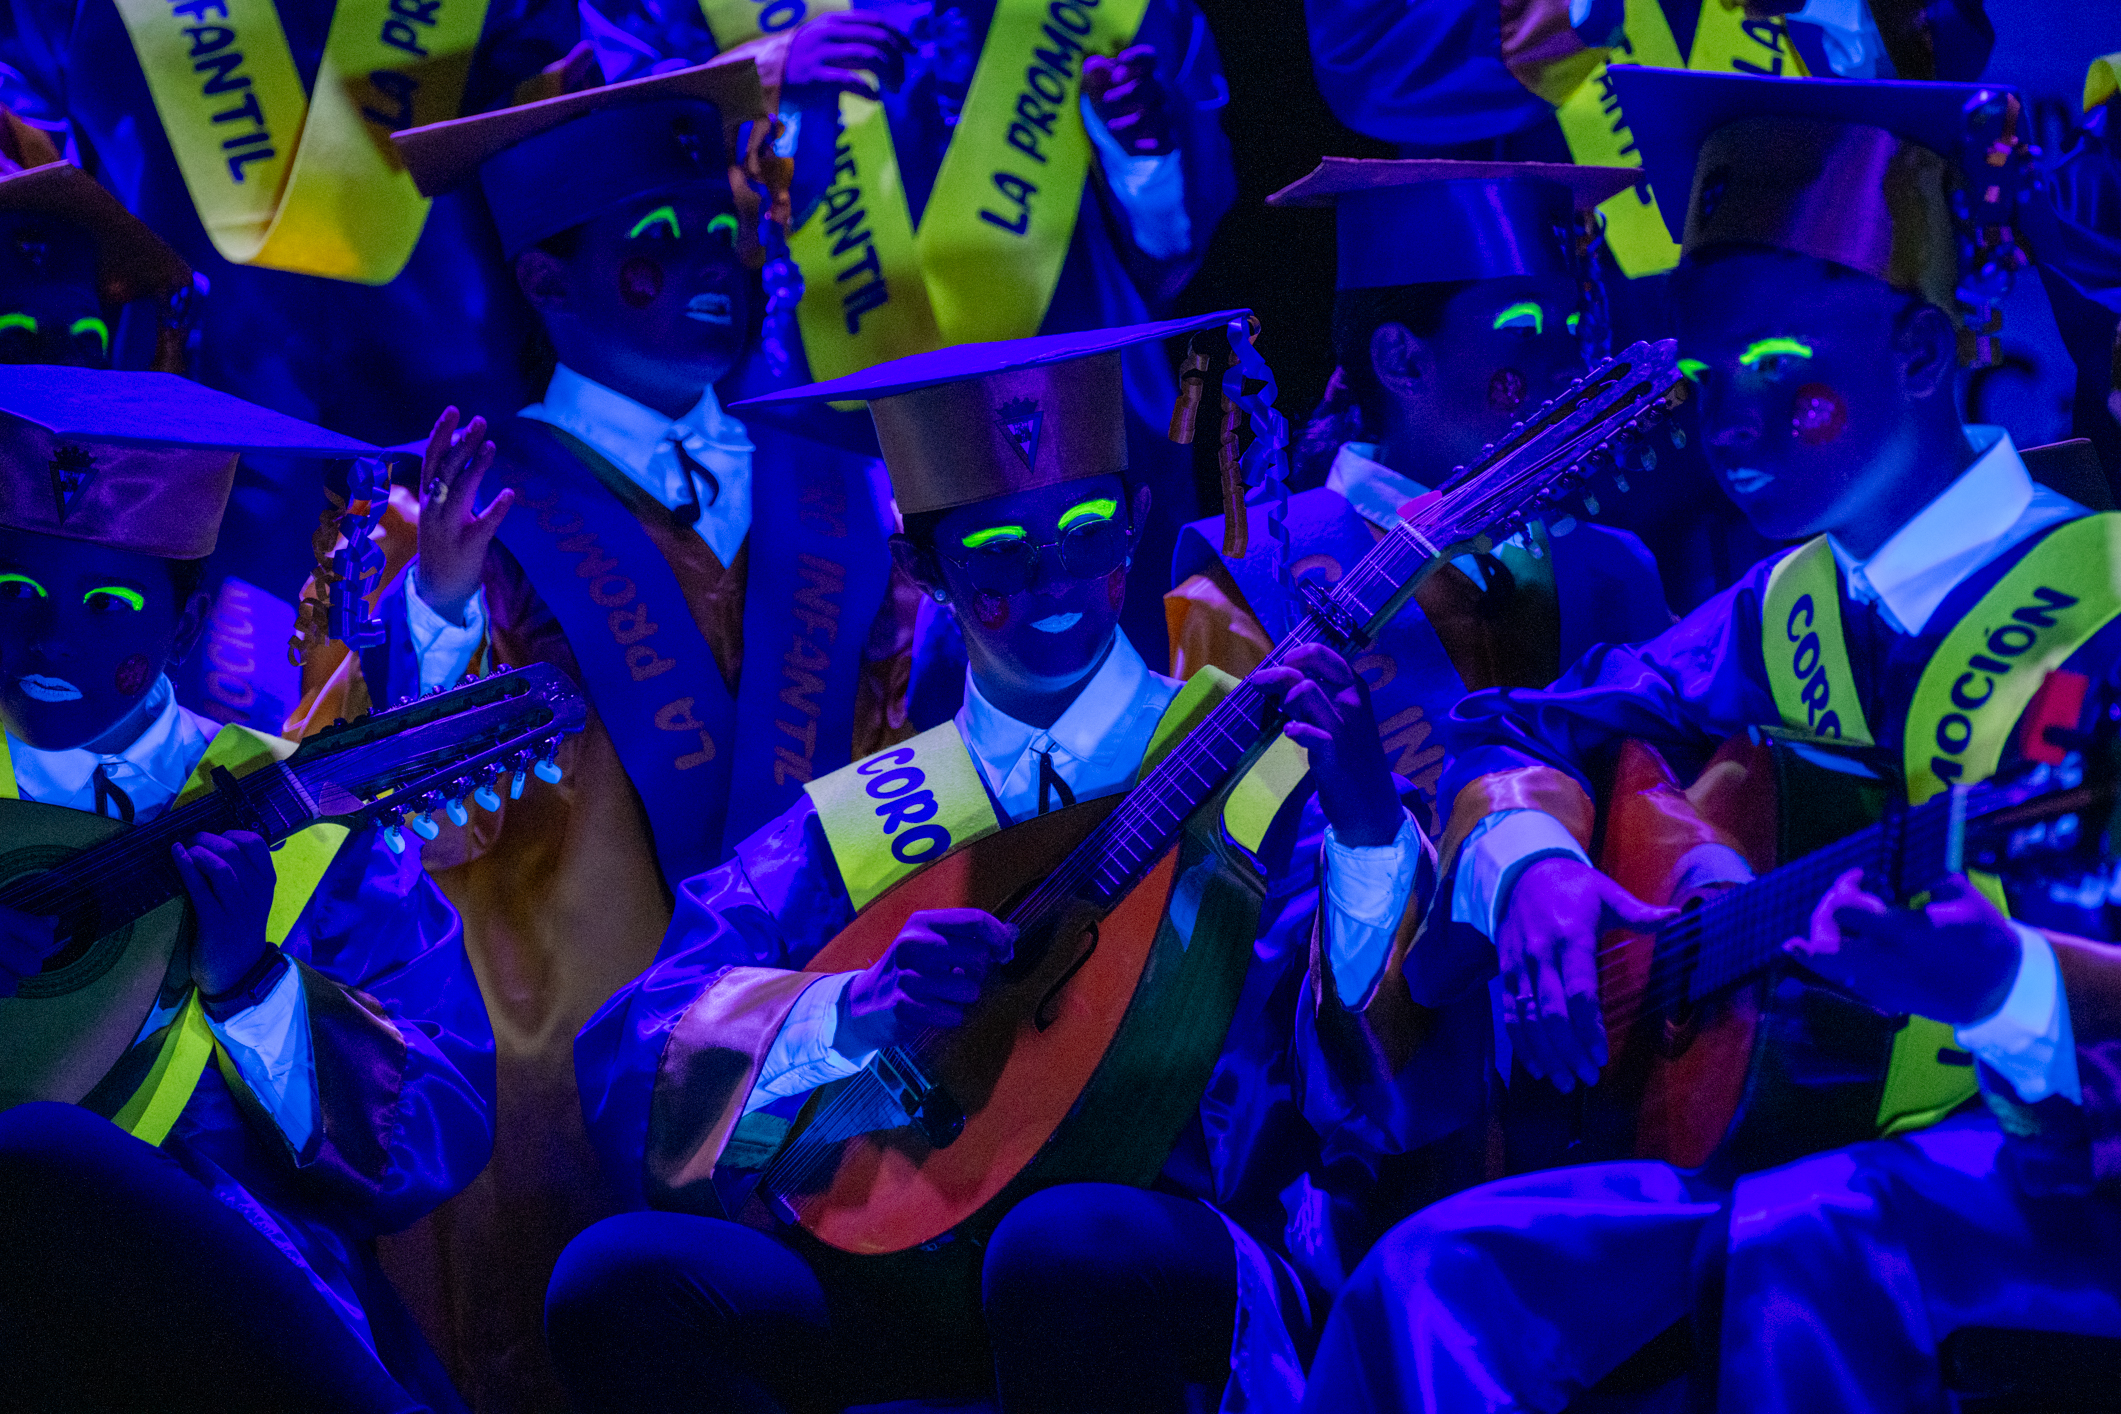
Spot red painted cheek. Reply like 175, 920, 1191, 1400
618, 257, 664, 309
972, 592, 1011, 631
1106, 566, 1127, 612
1487, 368, 1527, 414
1792, 383, 1849, 446
115, 654, 151, 697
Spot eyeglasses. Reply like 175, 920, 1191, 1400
936, 503, 1131, 597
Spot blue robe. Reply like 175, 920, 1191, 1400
102, 824, 495, 1412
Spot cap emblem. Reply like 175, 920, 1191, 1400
996, 397, 1043, 469
48, 443, 93, 520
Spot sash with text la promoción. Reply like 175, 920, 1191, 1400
1761, 515, 2121, 1137
491, 418, 893, 883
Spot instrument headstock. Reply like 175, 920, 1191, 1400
285, 662, 589, 849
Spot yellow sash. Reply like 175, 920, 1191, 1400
808, 666, 1308, 911
777, 0, 1150, 380
1762, 517, 2121, 1135
0, 722, 347, 1145
1551, 0, 1807, 277
697, 0, 849, 48
114, 0, 489, 284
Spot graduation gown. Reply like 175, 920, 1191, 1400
294, 414, 917, 1412
575, 684, 1440, 1408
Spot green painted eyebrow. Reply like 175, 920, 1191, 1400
960, 524, 1028, 550
708, 212, 738, 241
69, 316, 108, 353
627, 205, 682, 240
1566, 311, 1582, 335
0, 312, 36, 335
1678, 357, 1708, 383
1057, 497, 1118, 532
84, 584, 144, 611
0, 572, 47, 597
1738, 336, 1815, 368
1492, 301, 1545, 335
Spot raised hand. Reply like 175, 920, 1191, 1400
171, 830, 277, 997
413, 407, 509, 627
0, 902, 56, 1000
1081, 45, 1173, 157
1498, 856, 1675, 1091
1784, 869, 2021, 1025
1252, 641, 1403, 847
784, 12, 914, 96
837, 908, 1018, 1055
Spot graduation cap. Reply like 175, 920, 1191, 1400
392, 59, 766, 257
0, 161, 193, 310
737, 312, 1258, 517
0, 368, 374, 559
1612, 66, 2031, 326
1268, 158, 1642, 289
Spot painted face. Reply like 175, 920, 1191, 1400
1674, 248, 1923, 541
1403, 273, 1586, 475
558, 180, 752, 390
925, 475, 1137, 695
0, 527, 195, 750
0, 214, 111, 369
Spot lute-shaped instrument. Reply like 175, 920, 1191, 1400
0, 662, 588, 1109
753, 339, 1689, 1257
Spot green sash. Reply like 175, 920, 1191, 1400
1761, 516, 2121, 1135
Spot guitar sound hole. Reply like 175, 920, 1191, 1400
1, 847, 139, 1000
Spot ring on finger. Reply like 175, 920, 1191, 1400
426, 477, 450, 505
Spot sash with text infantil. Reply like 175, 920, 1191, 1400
490, 418, 890, 885
780, 0, 1151, 381
1763, 516, 2121, 1136
1546, 0, 1808, 277
113, 0, 488, 284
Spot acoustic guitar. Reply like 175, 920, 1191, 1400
1521, 725, 2118, 1181
0, 662, 587, 1111
737, 340, 1689, 1381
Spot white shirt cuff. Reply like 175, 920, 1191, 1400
207, 964, 318, 1153
1322, 811, 1422, 1004
1081, 99, 1192, 261
1955, 924, 2083, 1106
1450, 809, 1591, 941
405, 566, 488, 695
743, 972, 879, 1115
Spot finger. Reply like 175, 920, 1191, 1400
814, 66, 882, 94
1116, 44, 1158, 66
1278, 678, 1333, 728
900, 1000, 972, 1032
188, 842, 243, 902
1531, 943, 1588, 1089
447, 416, 489, 476
425, 407, 461, 472
451, 438, 498, 512
906, 973, 982, 1007
1558, 928, 1608, 1070
231, 830, 275, 880
1282, 721, 1332, 754
170, 842, 215, 912
1509, 988, 1555, 1082
473, 485, 516, 536
1594, 875, 1679, 928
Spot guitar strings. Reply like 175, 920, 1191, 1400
762, 359, 1671, 1207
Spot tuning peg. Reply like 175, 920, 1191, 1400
383, 824, 407, 854
475, 781, 503, 811
510, 769, 528, 799
1612, 474, 1632, 493
409, 811, 441, 841
1582, 494, 1601, 516
445, 796, 470, 827
1669, 427, 1687, 449
493, 661, 512, 673
534, 756, 563, 785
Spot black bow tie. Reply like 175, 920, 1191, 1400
670, 436, 719, 527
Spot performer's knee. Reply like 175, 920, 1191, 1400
0, 1102, 150, 1206
546, 1213, 727, 1359
983, 1183, 1155, 1317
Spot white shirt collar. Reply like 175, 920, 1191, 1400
8, 674, 217, 819
521, 363, 756, 566
955, 629, 1183, 824
1829, 428, 2080, 637
1325, 442, 1429, 531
